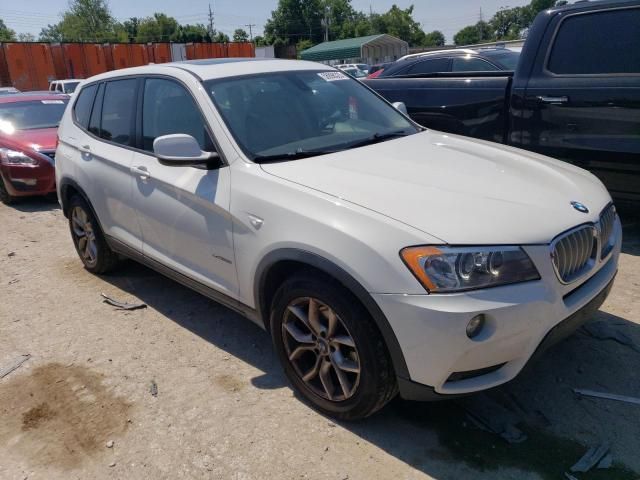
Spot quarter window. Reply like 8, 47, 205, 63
88, 83, 104, 137
547, 8, 640, 75
73, 84, 97, 129
142, 78, 213, 152
100, 79, 137, 146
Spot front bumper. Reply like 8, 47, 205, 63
373, 220, 622, 399
0, 161, 55, 197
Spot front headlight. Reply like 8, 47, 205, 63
400, 246, 540, 293
0, 148, 38, 166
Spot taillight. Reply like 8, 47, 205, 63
367, 69, 384, 79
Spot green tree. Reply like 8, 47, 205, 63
453, 21, 491, 46
119, 17, 140, 42
264, 0, 328, 45
490, 6, 528, 40
57, 0, 117, 42
0, 19, 17, 41
454, 0, 569, 45
375, 5, 426, 46
17, 33, 36, 42
39, 24, 64, 42
233, 28, 249, 42
212, 31, 230, 43
136, 13, 179, 42
175, 24, 209, 42
296, 38, 314, 56
254, 35, 267, 46
423, 30, 445, 47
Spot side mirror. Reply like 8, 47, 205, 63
392, 101, 408, 115
153, 134, 220, 168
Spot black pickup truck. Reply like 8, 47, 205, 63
365, 0, 640, 206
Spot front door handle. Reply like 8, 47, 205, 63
537, 95, 569, 104
79, 144, 91, 153
130, 165, 151, 180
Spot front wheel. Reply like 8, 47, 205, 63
68, 195, 120, 274
270, 274, 397, 420
0, 177, 16, 205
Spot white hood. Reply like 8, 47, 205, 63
260, 131, 611, 244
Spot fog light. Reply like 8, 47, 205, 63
467, 314, 486, 339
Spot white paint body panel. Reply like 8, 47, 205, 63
56, 60, 621, 395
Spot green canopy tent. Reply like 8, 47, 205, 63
300, 34, 409, 65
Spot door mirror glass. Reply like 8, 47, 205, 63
153, 134, 220, 167
392, 102, 408, 115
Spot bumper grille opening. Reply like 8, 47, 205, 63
446, 363, 506, 383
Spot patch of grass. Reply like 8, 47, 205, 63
398, 401, 638, 480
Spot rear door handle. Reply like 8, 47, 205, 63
79, 144, 91, 153
130, 165, 151, 180
537, 95, 569, 104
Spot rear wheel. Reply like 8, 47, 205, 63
270, 274, 397, 420
0, 177, 16, 205
68, 195, 120, 274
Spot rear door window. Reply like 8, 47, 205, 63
407, 58, 451, 75
547, 7, 640, 74
100, 79, 137, 146
452, 57, 500, 72
73, 84, 98, 129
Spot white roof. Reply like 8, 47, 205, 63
52, 79, 83, 84
83, 59, 334, 84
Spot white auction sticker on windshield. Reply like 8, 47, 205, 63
318, 71, 348, 82
41, 100, 65, 104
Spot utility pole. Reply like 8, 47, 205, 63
245, 24, 256, 41
322, 5, 331, 43
208, 3, 215, 37
479, 7, 484, 41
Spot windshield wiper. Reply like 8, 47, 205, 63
347, 130, 411, 149
253, 149, 339, 163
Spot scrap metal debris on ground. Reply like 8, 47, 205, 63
150, 380, 158, 397
570, 442, 611, 473
101, 293, 147, 311
573, 388, 640, 406
0, 354, 31, 379
457, 394, 528, 444
582, 320, 640, 353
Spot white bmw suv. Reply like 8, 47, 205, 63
56, 59, 621, 420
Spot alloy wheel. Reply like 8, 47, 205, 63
282, 297, 361, 401
71, 206, 98, 267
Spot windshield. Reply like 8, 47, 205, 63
0, 99, 68, 131
64, 82, 80, 93
205, 70, 418, 161
483, 50, 521, 70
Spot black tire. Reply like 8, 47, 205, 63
270, 273, 397, 420
0, 177, 16, 205
68, 195, 120, 274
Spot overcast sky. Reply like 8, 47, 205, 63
1, 0, 530, 44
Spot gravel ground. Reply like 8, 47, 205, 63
1, 199, 639, 480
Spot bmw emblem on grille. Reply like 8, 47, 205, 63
571, 201, 589, 214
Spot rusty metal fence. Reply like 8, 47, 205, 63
0, 42, 256, 91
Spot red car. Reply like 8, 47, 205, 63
0, 93, 69, 204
